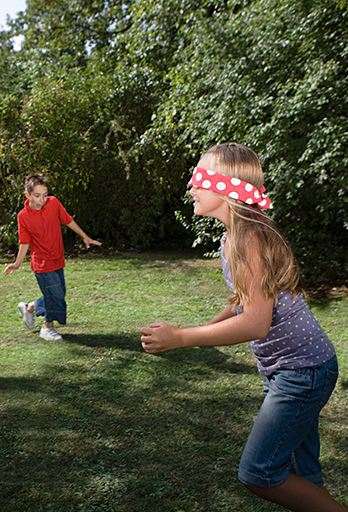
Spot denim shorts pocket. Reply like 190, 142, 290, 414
317, 363, 338, 409
270, 368, 314, 401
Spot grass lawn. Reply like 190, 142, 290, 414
1, 252, 347, 512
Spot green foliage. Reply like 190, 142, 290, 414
1, 0, 348, 283
147, 0, 348, 283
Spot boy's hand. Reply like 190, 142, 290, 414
4, 263, 20, 275
140, 322, 182, 353
83, 237, 102, 249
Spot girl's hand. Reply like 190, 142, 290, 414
140, 322, 182, 353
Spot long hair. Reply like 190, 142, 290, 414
204, 143, 303, 307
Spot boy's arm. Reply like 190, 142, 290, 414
66, 220, 101, 248
3, 244, 30, 275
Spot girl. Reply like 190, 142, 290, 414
140, 143, 347, 512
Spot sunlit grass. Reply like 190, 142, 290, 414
0, 253, 347, 511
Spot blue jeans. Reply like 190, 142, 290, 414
238, 356, 338, 488
34, 269, 67, 325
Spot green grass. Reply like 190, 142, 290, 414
1, 252, 347, 511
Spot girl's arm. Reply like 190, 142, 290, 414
140, 294, 272, 353
140, 240, 273, 353
3, 244, 30, 275
67, 220, 101, 248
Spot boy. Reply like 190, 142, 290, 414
3, 174, 101, 341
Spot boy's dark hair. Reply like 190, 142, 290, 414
25, 174, 48, 194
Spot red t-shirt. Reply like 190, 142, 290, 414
18, 196, 73, 273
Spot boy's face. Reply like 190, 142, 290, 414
25, 185, 48, 211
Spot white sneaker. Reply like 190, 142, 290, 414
40, 327, 63, 341
18, 302, 35, 330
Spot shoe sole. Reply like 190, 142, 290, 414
40, 331, 63, 341
18, 303, 35, 330
40, 335, 63, 341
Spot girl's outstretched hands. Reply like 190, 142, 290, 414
140, 322, 182, 353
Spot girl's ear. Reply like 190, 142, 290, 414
24, 191, 29, 199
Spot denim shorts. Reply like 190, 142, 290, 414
238, 355, 338, 488
34, 268, 67, 324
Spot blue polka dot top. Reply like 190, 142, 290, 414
221, 234, 336, 376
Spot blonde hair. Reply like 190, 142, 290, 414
204, 143, 303, 307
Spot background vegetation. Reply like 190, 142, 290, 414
1, 0, 348, 285
1, 253, 348, 511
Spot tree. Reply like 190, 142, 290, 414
1, 0, 348, 284
145, 0, 348, 283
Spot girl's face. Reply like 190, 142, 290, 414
189, 155, 229, 225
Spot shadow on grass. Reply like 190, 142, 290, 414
0, 377, 44, 393
62, 332, 144, 351
0, 380, 346, 512
0, 343, 346, 511
0, 344, 269, 512
63, 333, 258, 376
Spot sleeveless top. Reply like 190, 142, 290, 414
221, 234, 336, 376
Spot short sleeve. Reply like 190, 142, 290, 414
54, 198, 73, 225
17, 212, 31, 245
